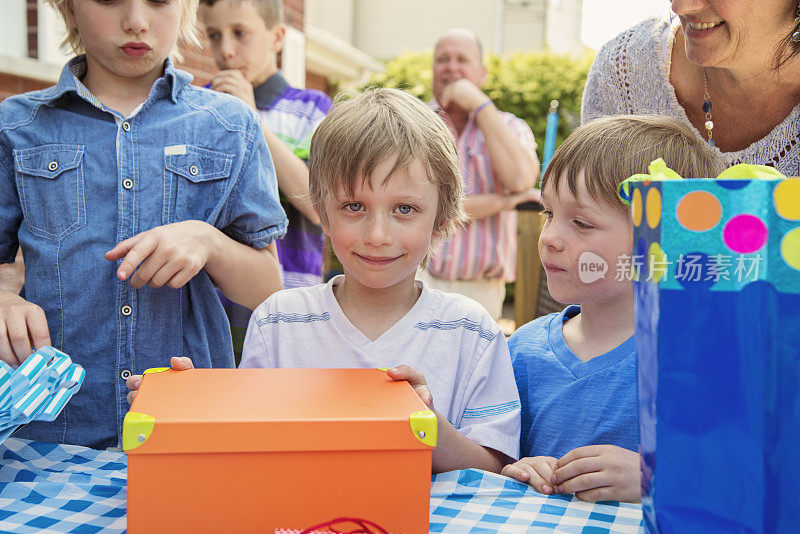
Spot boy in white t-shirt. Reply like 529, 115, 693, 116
129, 88, 520, 473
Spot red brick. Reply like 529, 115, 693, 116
0, 73, 51, 102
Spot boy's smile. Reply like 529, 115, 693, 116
320, 156, 441, 298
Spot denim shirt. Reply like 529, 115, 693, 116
0, 57, 287, 449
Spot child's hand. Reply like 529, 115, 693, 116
105, 221, 216, 290
551, 445, 641, 502
386, 365, 434, 409
0, 290, 51, 366
126, 356, 194, 405
501, 456, 559, 495
210, 70, 257, 110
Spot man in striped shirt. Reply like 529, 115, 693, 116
419, 28, 541, 320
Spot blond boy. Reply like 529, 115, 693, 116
0, 0, 286, 448
132, 89, 522, 473
502, 116, 722, 501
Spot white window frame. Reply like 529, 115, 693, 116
0, 0, 27, 59
281, 26, 306, 89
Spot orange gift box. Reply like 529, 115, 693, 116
124, 368, 436, 534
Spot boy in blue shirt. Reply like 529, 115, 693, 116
0, 0, 286, 448
501, 116, 722, 502
198, 0, 332, 361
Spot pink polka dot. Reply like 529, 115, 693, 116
723, 215, 768, 254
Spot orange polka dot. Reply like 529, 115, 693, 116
676, 191, 722, 232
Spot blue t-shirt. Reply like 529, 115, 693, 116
0, 56, 287, 448
508, 305, 639, 459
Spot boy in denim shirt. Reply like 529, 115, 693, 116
0, 0, 286, 449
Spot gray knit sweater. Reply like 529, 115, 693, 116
581, 17, 800, 177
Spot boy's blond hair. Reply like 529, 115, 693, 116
309, 88, 466, 243
44, 0, 200, 60
543, 115, 723, 212
198, 0, 283, 28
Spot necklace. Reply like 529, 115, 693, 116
702, 68, 714, 146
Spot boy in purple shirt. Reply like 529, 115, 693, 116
199, 0, 332, 360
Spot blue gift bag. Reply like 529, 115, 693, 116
623, 164, 800, 533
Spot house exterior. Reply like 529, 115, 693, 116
306, 0, 584, 59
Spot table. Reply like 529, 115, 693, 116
0, 438, 643, 533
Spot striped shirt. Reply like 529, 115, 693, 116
256, 72, 332, 289
427, 101, 536, 282
241, 276, 521, 460
216, 72, 331, 362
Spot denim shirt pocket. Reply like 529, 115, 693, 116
13, 144, 86, 241
163, 145, 233, 224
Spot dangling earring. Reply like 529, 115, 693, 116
791, 2, 800, 42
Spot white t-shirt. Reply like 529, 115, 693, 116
241, 276, 521, 460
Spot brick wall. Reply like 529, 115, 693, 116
26, 0, 38, 59
305, 70, 329, 93
0, 73, 49, 102
284, 0, 305, 31
175, 40, 218, 87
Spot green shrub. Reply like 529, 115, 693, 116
361, 50, 594, 163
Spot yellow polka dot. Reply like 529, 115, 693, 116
774, 179, 800, 221
648, 242, 667, 283
631, 188, 643, 227
781, 227, 800, 271
646, 188, 662, 229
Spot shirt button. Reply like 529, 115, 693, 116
189, 164, 199, 176
122, 121, 131, 132
48, 161, 59, 171
120, 369, 132, 380
123, 179, 133, 190
121, 305, 133, 316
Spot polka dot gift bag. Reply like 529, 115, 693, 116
619, 161, 800, 534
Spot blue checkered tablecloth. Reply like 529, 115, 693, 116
0, 438, 643, 533
430, 469, 643, 533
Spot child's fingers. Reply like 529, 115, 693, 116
387, 365, 433, 407
552, 456, 601, 486
5, 313, 33, 364
531, 460, 556, 490
516, 463, 553, 495
170, 356, 195, 370
164, 266, 200, 290
387, 364, 426, 386
27, 306, 52, 350
143, 261, 183, 289
556, 445, 601, 469
126, 390, 137, 405
0, 321, 21, 366
557, 472, 607, 497
104, 233, 142, 262
112, 234, 158, 281
501, 463, 530, 482
126, 374, 142, 392
575, 486, 614, 502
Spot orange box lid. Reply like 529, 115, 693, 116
124, 369, 437, 455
